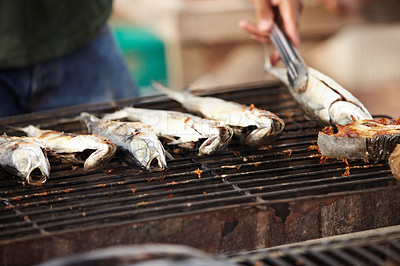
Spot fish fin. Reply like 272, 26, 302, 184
1, 125, 35, 136
164, 150, 175, 160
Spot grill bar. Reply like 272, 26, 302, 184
232, 226, 400, 266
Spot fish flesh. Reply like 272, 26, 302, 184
0, 135, 50, 185
318, 119, 400, 163
80, 112, 167, 170
101, 107, 233, 155
15, 125, 117, 171
265, 64, 372, 126
152, 82, 284, 146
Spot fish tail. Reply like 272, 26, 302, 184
151, 81, 186, 103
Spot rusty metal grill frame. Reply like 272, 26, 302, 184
0, 82, 399, 266
231, 225, 400, 266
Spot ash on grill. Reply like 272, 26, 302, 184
0, 82, 399, 266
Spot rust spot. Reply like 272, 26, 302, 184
168, 194, 173, 199
34, 192, 48, 197
233, 151, 240, 157
13, 196, 23, 201
95, 184, 107, 188
259, 145, 272, 151
249, 162, 261, 168
105, 168, 115, 174
72, 166, 79, 171
5, 206, 13, 210
194, 168, 203, 179
243, 157, 248, 162
131, 188, 136, 194
64, 188, 73, 193
248, 155, 258, 160
24, 216, 29, 221
50, 205, 52, 210
277, 149, 292, 156
82, 212, 86, 217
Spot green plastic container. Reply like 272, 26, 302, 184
112, 25, 168, 96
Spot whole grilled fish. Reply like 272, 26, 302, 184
152, 82, 285, 146
101, 107, 233, 156
14, 125, 117, 171
0, 135, 50, 185
265, 65, 372, 126
80, 112, 167, 170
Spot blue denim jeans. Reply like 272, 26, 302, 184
0, 25, 138, 117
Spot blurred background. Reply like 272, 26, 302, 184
110, 0, 400, 118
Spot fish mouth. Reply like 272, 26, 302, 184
145, 155, 167, 171
26, 166, 48, 185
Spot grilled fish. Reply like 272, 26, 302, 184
152, 82, 284, 146
80, 112, 167, 170
0, 135, 50, 185
265, 65, 372, 126
101, 107, 233, 156
318, 119, 400, 163
389, 144, 400, 180
14, 125, 117, 171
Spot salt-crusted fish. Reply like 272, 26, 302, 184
153, 82, 284, 146
101, 107, 233, 156
0, 135, 50, 185
318, 119, 400, 180
265, 64, 372, 126
14, 125, 116, 171
80, 112, 167, 170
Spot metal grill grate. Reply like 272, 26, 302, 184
231, 225, 400, 266
0, 82, 399, 266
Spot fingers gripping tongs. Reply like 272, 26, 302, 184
268, 22, 308, 92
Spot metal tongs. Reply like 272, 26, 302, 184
269, 22, 308, 92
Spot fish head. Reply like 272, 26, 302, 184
197, 126, 233, 156
244, 117, 285, 146
328, 101, 373, 125
11, 145, 50, 185
79, 112, 99, 132
129, 137, 167, 171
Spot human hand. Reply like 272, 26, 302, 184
238, 0, 303, 65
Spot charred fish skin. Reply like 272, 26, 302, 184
265, 65, 372, 126
15, 125, 117, 171
0, 135, 50, 185
101, 107, 233, 155
317, 119, 400, 163
152, 81, 285, 146
80, 112, 167, 170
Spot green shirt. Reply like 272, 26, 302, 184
0, 0, 112, 68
